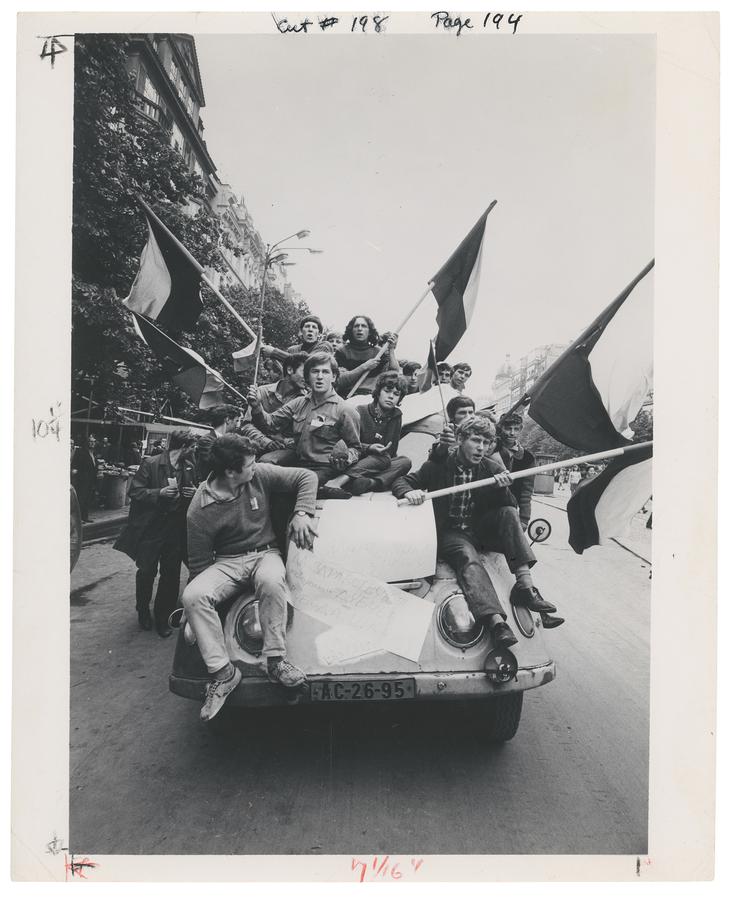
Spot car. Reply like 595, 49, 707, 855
169, 465, 556, 742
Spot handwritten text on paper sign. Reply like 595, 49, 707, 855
32, 402, 62, 441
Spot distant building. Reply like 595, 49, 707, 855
492, 343, 567, 414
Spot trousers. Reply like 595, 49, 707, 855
182, 550, 289, 673
135, 522, 185, 626
438, 506, 537, 623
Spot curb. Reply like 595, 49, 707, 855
82, 514, 128, 544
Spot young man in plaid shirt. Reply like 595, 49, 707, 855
393, 416, 562, 655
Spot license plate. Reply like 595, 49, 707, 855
310, 678, 416, 702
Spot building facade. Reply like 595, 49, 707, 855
492, 344, 567, 414
126, 34, 298, 301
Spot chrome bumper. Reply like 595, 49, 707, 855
169, 661, 556, 708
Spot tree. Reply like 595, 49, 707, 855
71, 34, 310, 425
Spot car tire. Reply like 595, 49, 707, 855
70, 486, 82, 572
475, 693, 524, 743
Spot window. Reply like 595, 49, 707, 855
170, 122, 184, 152
142, 76, 158, 105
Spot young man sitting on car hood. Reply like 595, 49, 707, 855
393, 415, 561, 656
182, 435, 319, 722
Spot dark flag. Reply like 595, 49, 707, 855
416, 340, 440, 393
567, 443, 653, 554
527, 260, 654, 452
131, 313, 224, 409
123, 211, 204, 332
431, 202, 495, 361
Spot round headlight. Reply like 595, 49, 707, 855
234, 600, 263, 656
437, 592, 485, 648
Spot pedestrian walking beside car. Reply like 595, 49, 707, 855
113, 429, 198, 637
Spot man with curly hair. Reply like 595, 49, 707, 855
335, 314, 400, 397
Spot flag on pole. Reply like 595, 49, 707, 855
527, 260, 654, 452
416, 340, 440, 393
567, 443, 653, 554
123, 215, 204, 332
132, 313, 225, 409
431, 202, 495, 361
232, 338, 259, 373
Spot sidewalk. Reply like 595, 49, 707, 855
83, 505, 129, 543
532, 488, 652, 564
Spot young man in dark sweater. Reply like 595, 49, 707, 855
182, 435, 318, 721
326, 370, 412, 496
393, 416, 561, 655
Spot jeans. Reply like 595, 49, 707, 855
347, 454, 412, 490
438, 506, 537, 623
182, 550, 289, 673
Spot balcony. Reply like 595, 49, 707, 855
132, 90, 172, 132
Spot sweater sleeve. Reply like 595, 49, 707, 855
260, 464, 318, 515
339, 405, 362, 465
186, 499, 216, 581
127, 458, 161, 507
392, 461, 432, 498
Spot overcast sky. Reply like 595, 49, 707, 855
195, 33, 655, 386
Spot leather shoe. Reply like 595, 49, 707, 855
510, 584, 557, 613
317, 486, 352, 500
540, 612, 565, 629
349, 476, 378, 496
155, 620, 172, 638
137, 607, 153, 631
492, 621, 518, 647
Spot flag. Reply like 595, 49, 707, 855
527, 260, 654, 451
431, 202, 495, 361
123, 213, 204, 332
416, 340, 440, 393
567, 443, 653, 554
232, 337, 259, 373
132, 313, 225, 409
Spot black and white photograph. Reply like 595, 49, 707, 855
11, 9, 719, 884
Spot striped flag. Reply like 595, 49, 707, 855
123, 213, 204, 332
131, 313, 224, 409
567, 443, 653, 553
527, 260, 654, 452
416, 340, 440, 393
431, 202, 495, 361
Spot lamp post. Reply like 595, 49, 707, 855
252, 230, 323, 385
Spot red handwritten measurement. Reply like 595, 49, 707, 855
351, 855, 424, 882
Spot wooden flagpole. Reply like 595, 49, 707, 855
396, 441, 653, 505
346, 281, 435, 399
137, 196, 258, 342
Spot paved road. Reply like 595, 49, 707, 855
70, 501, 650, 856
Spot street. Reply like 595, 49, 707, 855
70, 499, 650, 856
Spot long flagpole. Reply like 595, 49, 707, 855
396, 441, 652, 505
346, 281, 436, 399
433, 340, 449, 425
137, 196, 258, 342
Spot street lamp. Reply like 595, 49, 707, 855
253, 229, 323, 384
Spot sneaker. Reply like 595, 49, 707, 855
510, 584, 557, 613
200, 666, 242, 721
267, 659, 307, 688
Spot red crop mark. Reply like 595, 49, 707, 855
64, 854, 98, 880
